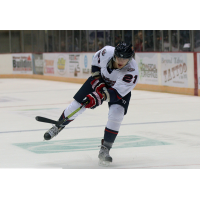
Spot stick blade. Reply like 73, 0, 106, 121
35, 116, 40, 121
35, 116, 58, 125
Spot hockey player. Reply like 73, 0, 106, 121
44, 42, 139, 166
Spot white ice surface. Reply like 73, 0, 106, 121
0, 78, 200, 169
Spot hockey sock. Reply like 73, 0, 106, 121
104, 127, 118, 145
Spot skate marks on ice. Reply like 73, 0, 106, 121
0, 96, 24, 103
13, 135, 171, 154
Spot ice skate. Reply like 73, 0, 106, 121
44, 125, 64, 140
98, 140, 112, 167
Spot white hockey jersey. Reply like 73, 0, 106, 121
91, 46, 139, 101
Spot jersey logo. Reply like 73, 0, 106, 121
127, 67, 135, 72
102, 49, 106, 56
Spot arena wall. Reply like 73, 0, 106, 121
0, 52, 199, 96
0, 54, 12, 74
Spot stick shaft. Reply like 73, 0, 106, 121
56, 104, 85, 126
35, 102, 87, 126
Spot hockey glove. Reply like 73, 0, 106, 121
91, 78, 106, 93
82, 91, 104, 109
91, 78, 110, 102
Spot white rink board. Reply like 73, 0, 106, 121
0, 78, 200, 169
0, 54, 12, 74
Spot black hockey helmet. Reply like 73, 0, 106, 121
114, 42, 134, 59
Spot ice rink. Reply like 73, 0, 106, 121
0, 78, 200, 169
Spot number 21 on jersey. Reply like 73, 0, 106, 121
122, 74, 138, 84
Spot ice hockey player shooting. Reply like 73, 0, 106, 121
41, 42, 139, 166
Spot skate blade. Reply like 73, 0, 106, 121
98, 160, 111, 167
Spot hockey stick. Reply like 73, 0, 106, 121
35, 116, 58, 124
35, 101, 88, 126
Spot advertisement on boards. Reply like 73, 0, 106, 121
55, 54, 68, 77
161, 53, 188, 87
33, 54, 43, 75
68, 54, 81, 78
135, 53, 158, 85
43, 53, 68, 77
80, 53, 93, 79
43, 53, 55, 76
197, 53, 200, 89
12, 53, 33, 74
